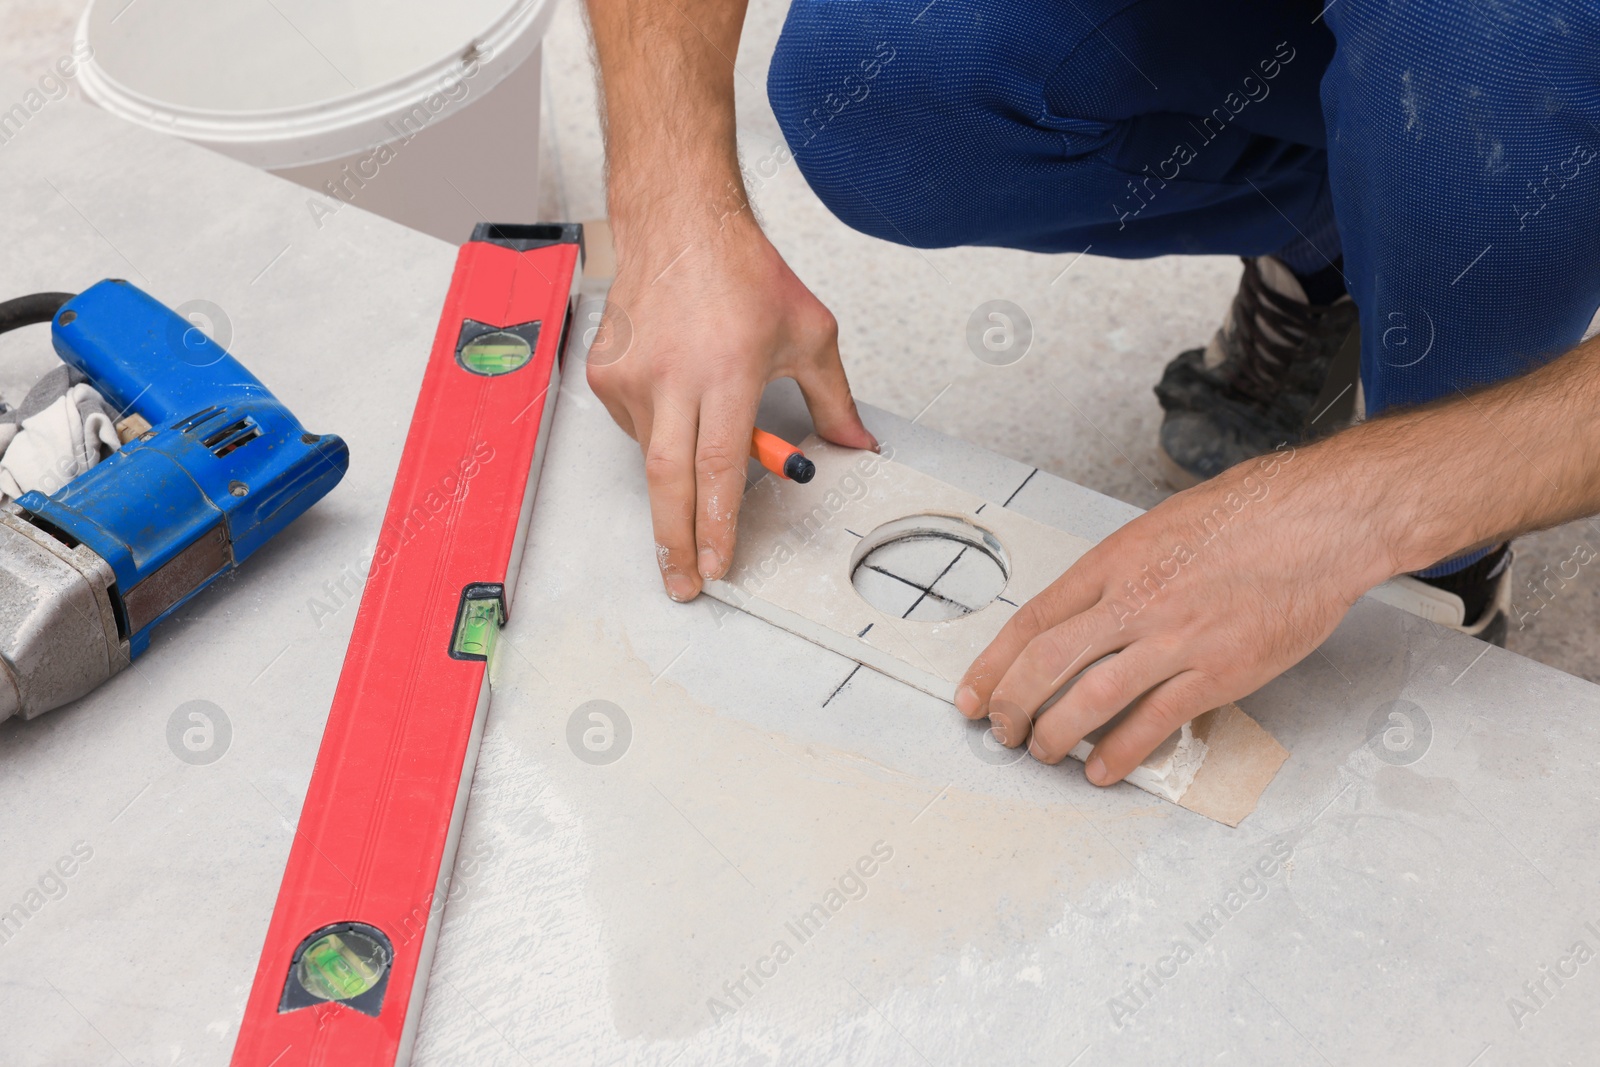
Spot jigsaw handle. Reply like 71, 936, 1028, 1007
52, 279, 269, 425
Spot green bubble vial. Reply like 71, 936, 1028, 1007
296, 932, 386, 1002
458, 330, 532, 375
452, 597, 502, 659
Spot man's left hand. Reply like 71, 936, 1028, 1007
953, 445, 1397, 785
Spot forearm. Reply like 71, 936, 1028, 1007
584, 0, 755, 263
1305, 335, 1600, 583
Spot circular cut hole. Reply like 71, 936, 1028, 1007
849, 514, 1010, 621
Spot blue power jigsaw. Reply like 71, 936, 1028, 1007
0, 279, 348, 721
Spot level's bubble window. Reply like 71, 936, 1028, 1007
296, 930, 387, 1002
459, 330, 532, 375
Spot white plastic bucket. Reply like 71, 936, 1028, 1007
75, 0, 555, 243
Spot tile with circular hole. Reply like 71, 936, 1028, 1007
705, 437, 1289, 826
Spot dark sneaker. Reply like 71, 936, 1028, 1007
1154, 256, 1359, 489
1368, 544, 1514, 647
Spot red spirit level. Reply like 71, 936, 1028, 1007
232, 223, 583, 1066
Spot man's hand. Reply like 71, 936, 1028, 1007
956, 323, 1600, 786
588, 222, 876, 601
584, 0, 875, 600
954, 446, 1398, 785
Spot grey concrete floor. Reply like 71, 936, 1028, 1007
3, 0, 1597, 681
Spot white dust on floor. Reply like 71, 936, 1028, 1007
433, 617, 1152, 1047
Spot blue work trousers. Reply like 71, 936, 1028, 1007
769, 0, 1600, 415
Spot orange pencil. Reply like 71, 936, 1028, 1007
750, 428, 816, 483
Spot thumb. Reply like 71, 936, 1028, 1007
794, 335, 878, 452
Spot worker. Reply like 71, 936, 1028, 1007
580, 0, 1600, 786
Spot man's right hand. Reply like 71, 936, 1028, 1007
587, 219, 877, 602
584, 0, 875, 601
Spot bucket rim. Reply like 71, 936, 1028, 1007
75, 0, 553, 166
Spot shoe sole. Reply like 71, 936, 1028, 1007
1479, 611, 1509, 648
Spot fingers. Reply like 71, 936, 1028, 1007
694, 392, 757, 581
1083, 670, 1215, 785
592, 388, 637, 442
1024, 644, 1177, 765
987, 608, 1128, 749
643, 392, 700, 601
955, 567, 1104, 721
584, 317, 637, 442
793, 319, 879, 452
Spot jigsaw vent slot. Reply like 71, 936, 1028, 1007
176, 406, 226, 434
203, 417, 261, 457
